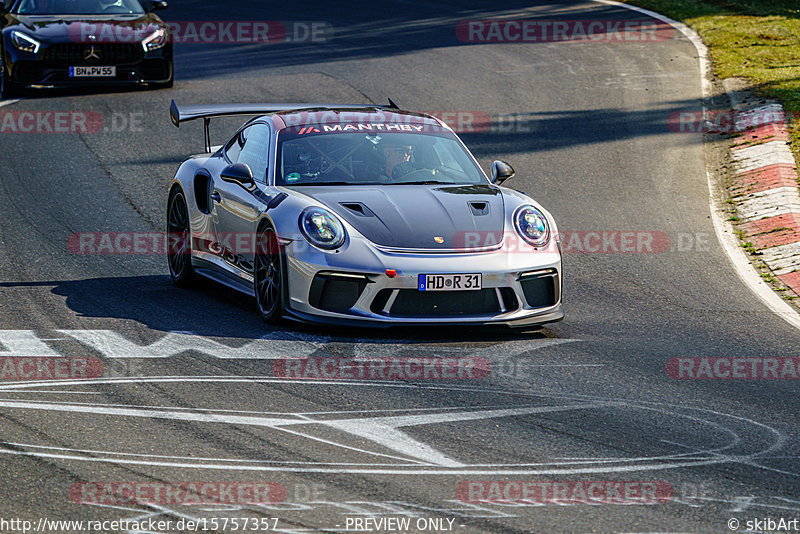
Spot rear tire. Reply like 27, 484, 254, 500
167, 189, 195, 287
254, 226, 285, 323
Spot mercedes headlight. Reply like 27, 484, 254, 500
299, 207, 346, 250
514, 205, 550, 247
142, 28, 167, 51
10, 31, 40, 54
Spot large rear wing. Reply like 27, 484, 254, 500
169, 99, 399, 153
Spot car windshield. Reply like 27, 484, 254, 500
15, 0, 145, 15
276, 127, 487, 186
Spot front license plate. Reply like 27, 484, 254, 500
418, 273, 482, 291
69, 66, 116, 77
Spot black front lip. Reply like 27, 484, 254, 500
14, 71, 170, 89
19, 70, 170, 87
282, 303, 565, 329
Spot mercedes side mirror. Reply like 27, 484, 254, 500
491, 160, 515, 185
142, 0, 167, 12
220, 163, 256, 190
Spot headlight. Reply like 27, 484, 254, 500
514, 205, 550, 247
299, 207, 346, 250
142, 28, 167, 51
10, 31, 41, 54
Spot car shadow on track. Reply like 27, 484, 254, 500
2, 84, 171, 101
164, 0, 661, 80
2, 276, 560, 342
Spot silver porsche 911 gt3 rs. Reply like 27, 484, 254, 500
166, 99, 563, 327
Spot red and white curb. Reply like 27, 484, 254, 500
725, 90, 800, 296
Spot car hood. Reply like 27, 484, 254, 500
4, 14, 162, 43
296, 184, 507, 250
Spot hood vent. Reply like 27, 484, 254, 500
340, 202, 375, 217
469, 201, 489, 216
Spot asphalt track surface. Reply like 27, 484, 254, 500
1, 1, 799, 533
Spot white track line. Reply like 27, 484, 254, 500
592, 0, 800, 331
0, 99, 20, 108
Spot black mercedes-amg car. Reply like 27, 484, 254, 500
1, 0, 172, 97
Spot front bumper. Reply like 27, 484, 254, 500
5, 43, 172, 89
283, 237, 563, 327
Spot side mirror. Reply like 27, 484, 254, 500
491, 160, 515, 185
141, 0, 167, 12
220, 163, 256, 190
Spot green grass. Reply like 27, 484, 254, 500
619, 0, 800, 163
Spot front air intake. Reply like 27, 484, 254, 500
518, 269, 559, 308
308, 273, 370, 312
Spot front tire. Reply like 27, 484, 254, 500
254, 226, 285, 323
150, 60, 174, 90
151, 76, 173, 90
167, 189, 194, 287
0, 52, 21, 99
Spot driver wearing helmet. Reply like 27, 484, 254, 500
382, 141, 415, 179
